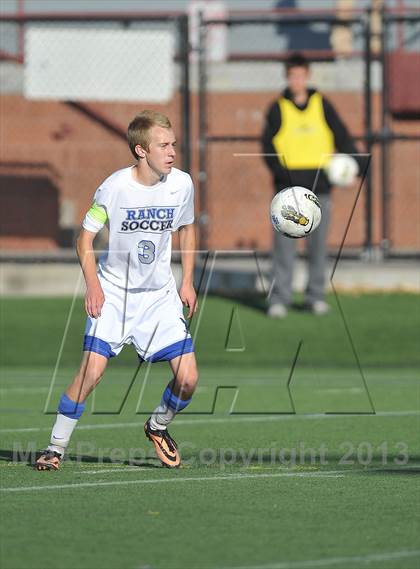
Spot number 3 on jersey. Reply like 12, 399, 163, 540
137, 240, 156, 264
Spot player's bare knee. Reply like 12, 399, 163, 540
189, 369, 199, 390
175, 371, 199, 398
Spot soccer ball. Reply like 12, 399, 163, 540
325, 154, 358, 187
270, 186, 322, 238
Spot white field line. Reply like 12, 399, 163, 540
82, 466, 144, 475
79, 468, 342, 477
215, 549, 420, 569
1, 409, 419, 434
322, 388, 362, 394
0, 470, 346, 493
0, 387, 49, 395
79, 464, 420, 477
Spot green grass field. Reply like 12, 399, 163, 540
1, 293, 419, 569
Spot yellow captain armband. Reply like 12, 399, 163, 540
88, 201, 108, 224
82, 201, 108, 233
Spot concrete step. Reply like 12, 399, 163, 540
1, 258, 418, 297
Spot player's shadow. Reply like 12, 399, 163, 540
0, 449, 161, 469
362, 466, 420, 476
209, 292, 314, 315
182, 449, 420, 474
207, 291, 266, 313
2, 449, 418, 473
64, 453, 161, 469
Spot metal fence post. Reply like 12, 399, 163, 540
179, 14, 191, 174
380, 6, 391, 256
198, 10, 208, 250
363, 8, 374, 255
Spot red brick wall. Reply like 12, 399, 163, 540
0, 93, 418, 251
0, 95, 182, 250
204, 91, 419, 251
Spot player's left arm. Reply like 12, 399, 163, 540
178, 223, 197, 319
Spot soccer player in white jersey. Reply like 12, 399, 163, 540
36, 110, 198, 470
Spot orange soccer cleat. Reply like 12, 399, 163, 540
144, 419, 180, 468
35, 449, 62, 471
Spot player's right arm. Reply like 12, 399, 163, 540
76, 228, 105, 319
261, 102, 289, 186
78, 188, 110, 318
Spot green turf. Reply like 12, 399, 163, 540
0, 294, 419, 569
1, 292, 420, 368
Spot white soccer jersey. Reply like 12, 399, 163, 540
82, 166, 194, 290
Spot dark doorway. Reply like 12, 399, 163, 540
0, 175, 59, 243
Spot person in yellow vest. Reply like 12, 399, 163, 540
262, 53, 361, 317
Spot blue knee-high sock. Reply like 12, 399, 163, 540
49, 393, 86, 454
150, 383, 191, 430
162, 384, 192, 413
58, 393, 86, 419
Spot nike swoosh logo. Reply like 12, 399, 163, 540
304, 219, 315, 234
157, 443, 178, 462
150, 435, 178, 461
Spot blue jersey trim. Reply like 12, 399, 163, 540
83, 335, 116, 359
147, 337, 194, 363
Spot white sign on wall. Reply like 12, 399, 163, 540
189, 0, 228, 62
25, 26, 174, 102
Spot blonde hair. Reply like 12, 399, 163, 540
127, 110, 172, 159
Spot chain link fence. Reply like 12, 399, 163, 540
0, 13, 190, 252
197, 6, 420, 255
380, 11, 420, 254
0, 6, 419, 257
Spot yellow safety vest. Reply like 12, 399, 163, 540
272, 92, 335, 170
